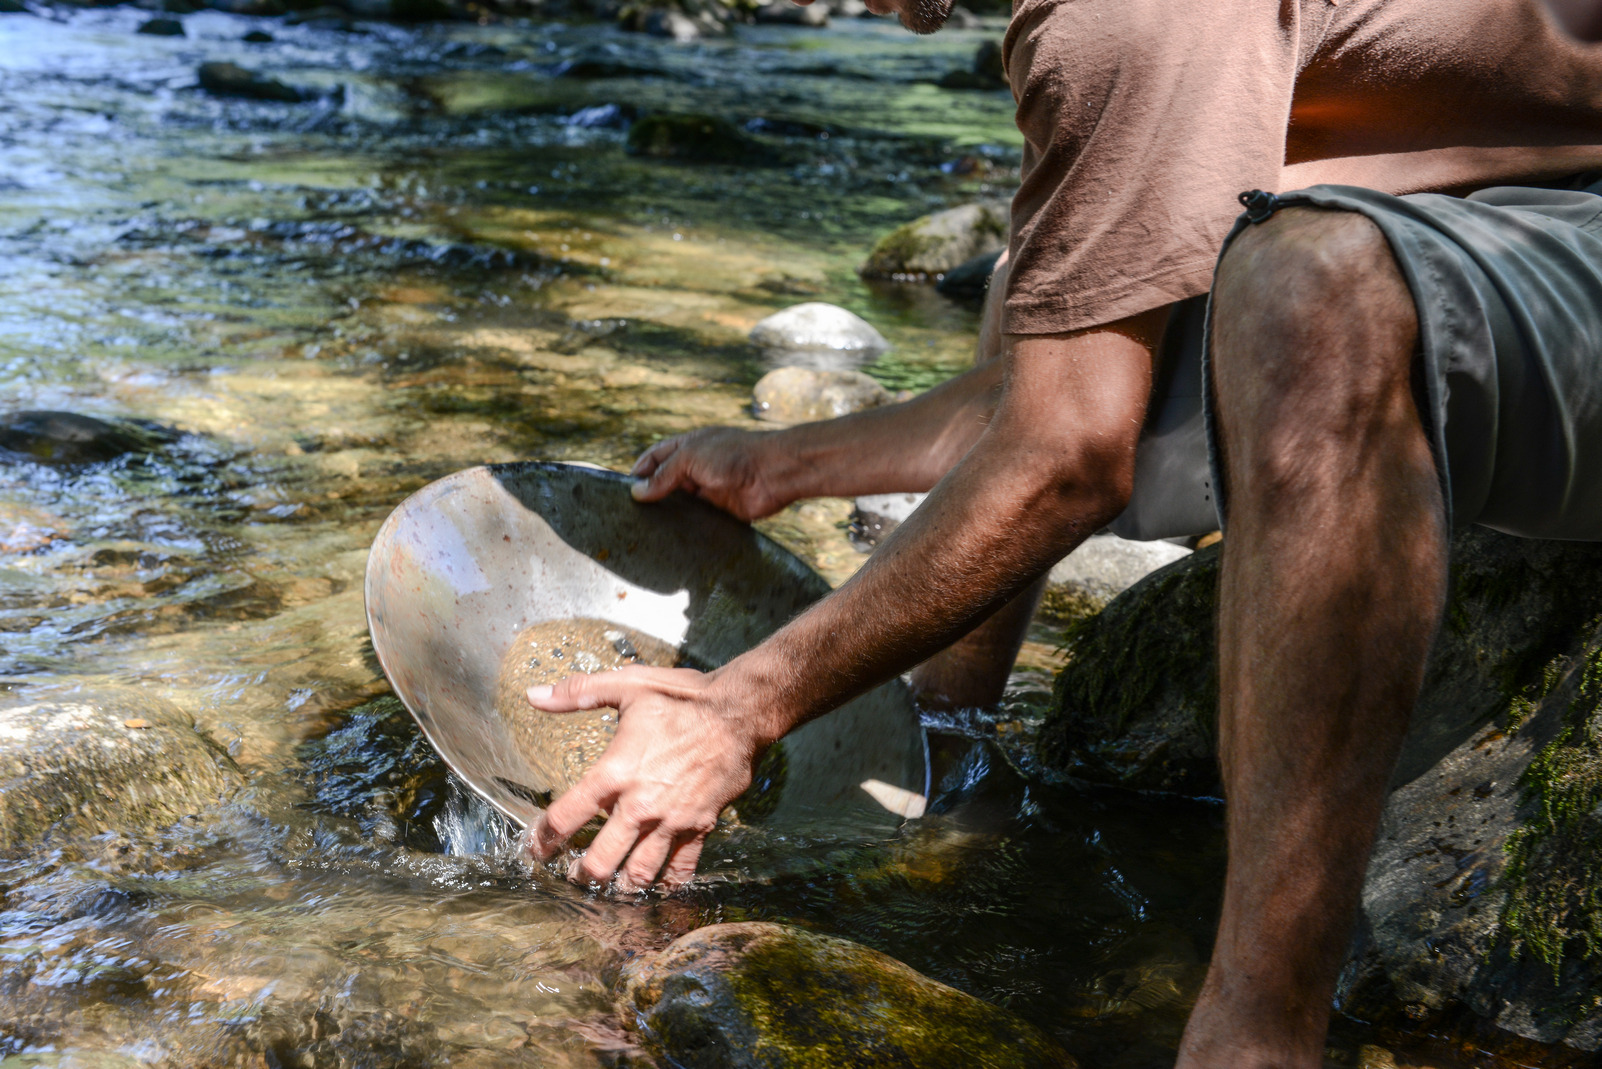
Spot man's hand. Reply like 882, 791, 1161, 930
630, 427, 789, 522
523, 665, 776, 890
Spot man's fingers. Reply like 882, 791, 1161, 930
631, 447, 692, 504
617, 827, 676, 892
657, 833, 707, 891
630, 436, 681, 478
527, 669, 634, 713
570, 807, 646, 885
529, 773, 616, 860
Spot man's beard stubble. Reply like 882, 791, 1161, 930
903, 0, 954, 34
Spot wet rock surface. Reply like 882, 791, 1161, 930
0, 690, 242, 851
136, 16, 185, 35
0, 411, 178, 467
494, 618, 679, 798
197, 61, 304, 102
861, 199, 1009, 279
626, 112, 775, 164
1044, 526, 1602, 1052
748, 302, 890, 366
751, 366, 898, 424
623, 922, 1079, 1069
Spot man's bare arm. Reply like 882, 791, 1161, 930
629, 255, 1014, 520
526, 310, 1164, 889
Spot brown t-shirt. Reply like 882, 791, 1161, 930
1001, 0, 1602, 335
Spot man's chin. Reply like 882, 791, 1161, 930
876, 0, 954, 34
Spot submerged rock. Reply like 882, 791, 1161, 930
1042, 526, 1602, 1054
198, 62, 305, 103
753, 0, 828, 25
0, 410, 177, 466
751, 367, 898, 424
0, 690, 241, 851
626, 113, 773, 164
136, 16, 186, 35
861, 200, 1010, 280
623, 922, 1078, 1069
748, 302, 890, 361
243, 29, 275, 42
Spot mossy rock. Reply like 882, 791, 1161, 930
622, 922, 1077, 1068
1043, 526, 1602, 1052
625, 114, 775, 165
0, 689, 242, 852
859, 201, 1009, 280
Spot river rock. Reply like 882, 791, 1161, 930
626, 113, 773, 164
198, 62, 305, 103
203, 0, 287, 14
642, 7, 704, 40
622, 922, 1078, 1069
0, 690, 242, 851
935, 247, 1004, 301
938, 39, 1008, 90
848, 491, 924, 550
1041, 526, 1602, 1054
1047, 534, 1190, 608
136, 16, 185, 34
0, 410, 178, 466
751, 367, 897, 424
753, 0, 828, 25
0, 0, 29, 13
748, 303, 890, 364
861, 200, 1010, 280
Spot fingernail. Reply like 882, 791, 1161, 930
630, 478, 650, 499
527, 685, 553, 702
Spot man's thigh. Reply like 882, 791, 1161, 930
1203, 180, 1602, 541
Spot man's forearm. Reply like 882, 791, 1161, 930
713, 318, 1164, 742
756, 357, 1005, 503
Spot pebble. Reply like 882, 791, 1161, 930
752, 367, 899, 424
748, 302, 890, 361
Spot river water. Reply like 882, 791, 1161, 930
0, 7, 1466, 1068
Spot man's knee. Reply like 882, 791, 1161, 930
1212, 207, 1419, 441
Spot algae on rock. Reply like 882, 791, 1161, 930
623, 921, 1078, 1069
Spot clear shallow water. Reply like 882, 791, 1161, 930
0, 7, 1449, 1068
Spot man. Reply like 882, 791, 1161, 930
524, 1, 1602, 1065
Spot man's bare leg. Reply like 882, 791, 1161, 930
907, 251, 1049, 709
1176, 208, 1449, 1068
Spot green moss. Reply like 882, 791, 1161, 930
1035, 585, 1107, 628
1500, 641, 1602, 981
861, 222, 939, 277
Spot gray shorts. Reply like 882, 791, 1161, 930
1109, 178, 1602, 543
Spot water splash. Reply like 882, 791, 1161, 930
432, 776, 518, 858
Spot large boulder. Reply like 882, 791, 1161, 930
622, 922, 1078, 1068
861, 200, 1009, 280
0, 690, 242, 851
1041, 526, 1602, 1053
752, 367, 899, 424
197, 62, 305, 103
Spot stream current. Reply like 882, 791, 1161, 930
0, 6, 1326, 1067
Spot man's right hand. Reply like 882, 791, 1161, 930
629, 427, 789, 522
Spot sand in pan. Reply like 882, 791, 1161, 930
493, 618, 679, 797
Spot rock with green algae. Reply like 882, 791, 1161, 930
860, 200, 1010, 280
1041, 525, 1602, 1052
0, 689, 242, 852
622, 922, 1077, 1069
